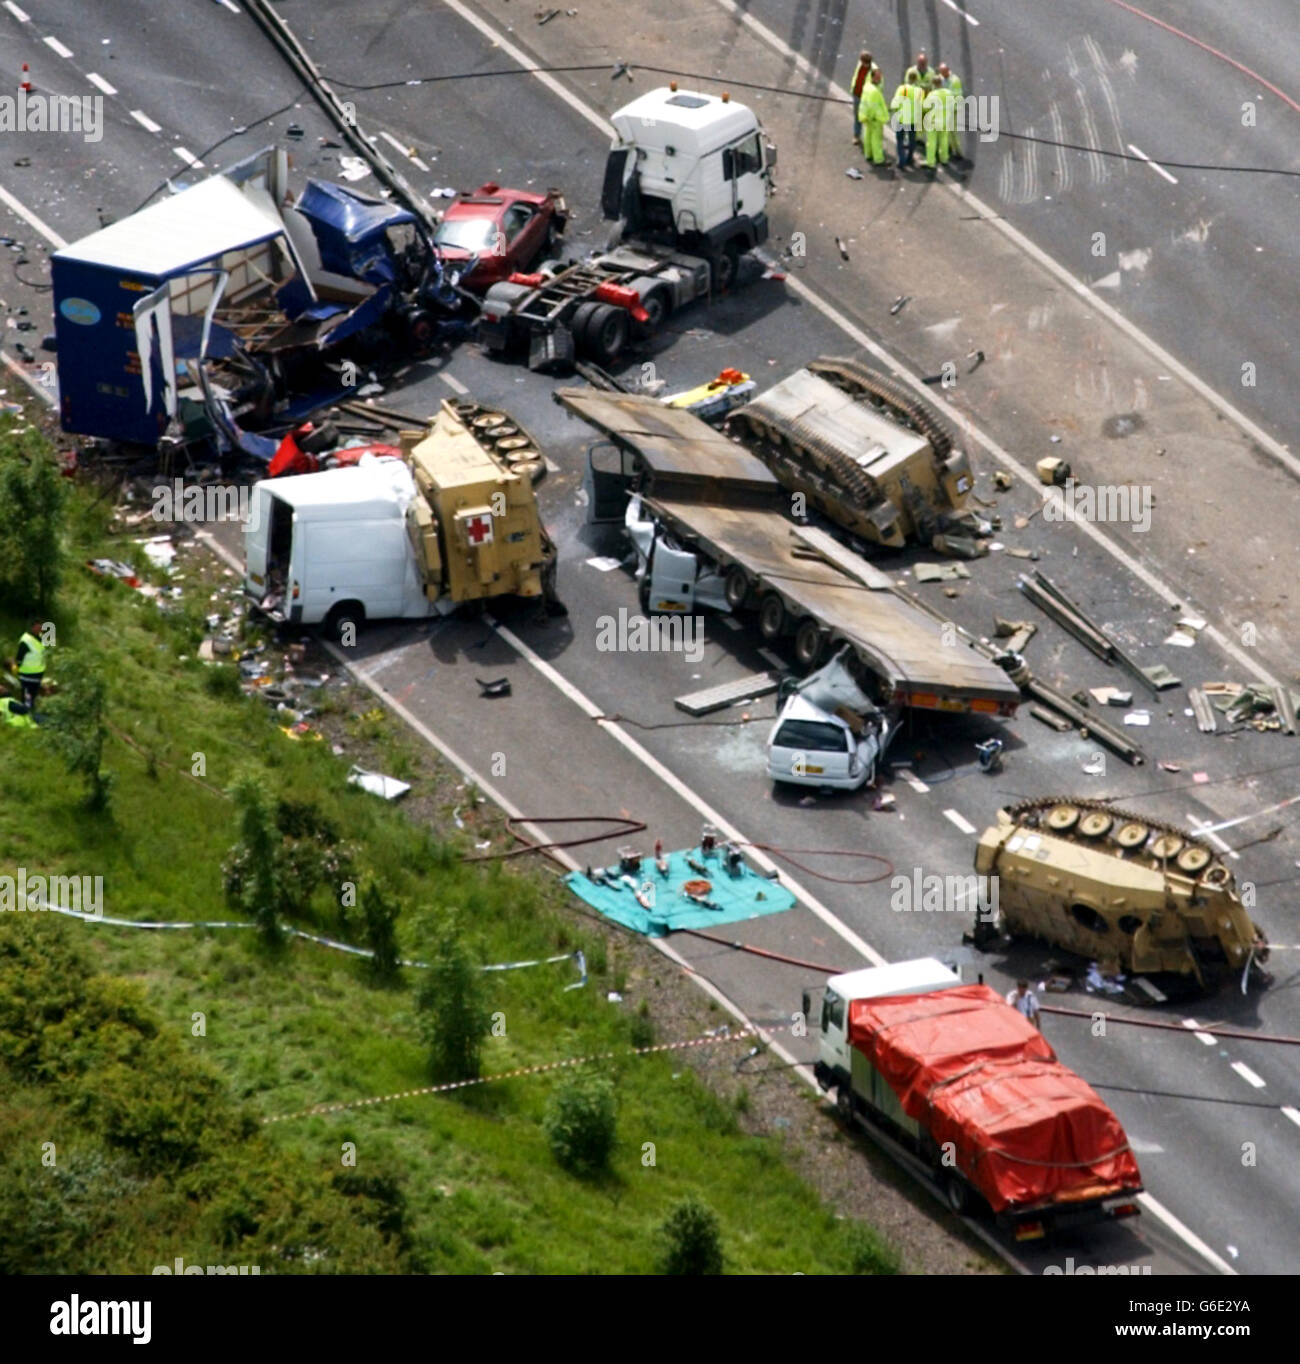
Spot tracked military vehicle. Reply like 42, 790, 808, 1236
974, 798, 1270, 993
725, 356, 976, 549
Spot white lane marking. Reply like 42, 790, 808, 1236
1281, 1106, 1300, 1129
173, 147, 204, 168
718, 616, 742, 630
3, 1, 30, 21
1186, 813, 1241, 861
218, 0, 241, 11
706, 0, 1300, 489
380, 130, 418, 162
1230, 1061, 1266, 1089
897, 767, 930, 793
758, 647, 785, 669
1128, 1135, 1164, 1155
1127, 143, 1179, 185
944, 809, 977, 835
443, 0, 612, 137
437, 371, 468, 393
490, 616, 888, 968
543, 456, 559, 474
86, 72, 117, 95
1183, 1018, 1218, 1047
1133, 976, 1167, 1002
43, 34, 72, 58
939, 0, 979, 25
1135, 1192, 1237, 1276
130, 109, 162, 133
0, 180, 66, 246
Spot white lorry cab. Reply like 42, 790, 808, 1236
243, 460, 434, 637
602, 86, 776, 290
767, 645, 897, 791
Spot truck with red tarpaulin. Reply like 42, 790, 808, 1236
808, 958, 1143, 1241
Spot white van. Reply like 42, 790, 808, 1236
243, 463, 435, 636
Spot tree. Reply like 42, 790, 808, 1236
0, 450, 67, 614
45, 651, 112, 812
224, 772, 285, 946
658, 1196, 723, 1275
359, 879, 401, 984
543, 1072, 617, 1175
415, 913, 490, 1083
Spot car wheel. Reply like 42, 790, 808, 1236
323, 601, 365, 645
836, 1084, 853, 1124
944, 1174, 968, 1214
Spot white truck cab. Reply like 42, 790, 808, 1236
810, 958, 961, 1103
602, 86, 776, 289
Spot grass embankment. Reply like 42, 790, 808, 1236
0, 439, 900, 1274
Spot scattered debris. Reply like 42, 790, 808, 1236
476, 677, 512, 699
889, 295, 910, 315
966, 349, 985, 374
834, 236, 850, 261
347, 766, 411, 800
1082, 753, 1106, 774
1029, 703, 1073, 733
992, 470, 1013, 490
1158, 760, 1182, 772
1085, 962, 1126, 995
1089, 686, 1132, 707
675, 672, 778, 717
1123, 710, 1151, 726
1036, 456, 1071, 485
845, 167, 864, 180
915, 561, 970, 583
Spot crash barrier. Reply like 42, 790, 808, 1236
37, 900, 586, 984
263, 1020, 782, 1126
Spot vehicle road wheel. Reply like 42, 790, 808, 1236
836, 1084, 853, 1124
794, 617, 825, 671
640, 287, 670, 333
713, 241, 741, 293
944, 1174, 968, 1214
758, 591, 786, 642
323, 601, 365, 645
724, 565, 750, 611
570, 301, 600, 348
583, 303, 629, 364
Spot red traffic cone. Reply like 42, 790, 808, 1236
20, 64, 32, 93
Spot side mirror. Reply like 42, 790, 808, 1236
765, 142, 778, 169
801, 989, 812, 1021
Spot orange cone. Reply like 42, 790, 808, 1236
20, 64, 32, 93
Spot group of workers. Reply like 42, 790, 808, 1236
852, 49, 965, 172
1, 621, 46, 728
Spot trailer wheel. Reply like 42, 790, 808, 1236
758, 592, 786, 642
943, 1174, 969, 1214
724, 565, 751, 611
583, 303, 629, 364
570, 301, 600, 348
794, 617, 825, 671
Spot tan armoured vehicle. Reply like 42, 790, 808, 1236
725, 357, 977, 549
973, 798, 1271, 993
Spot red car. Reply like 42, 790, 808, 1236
433, 183, 567, 292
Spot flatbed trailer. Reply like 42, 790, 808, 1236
557, 386, 1020, 716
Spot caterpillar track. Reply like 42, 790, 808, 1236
974, 798, 1271, 994
724, 356, 975, 550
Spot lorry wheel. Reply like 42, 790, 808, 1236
758, 592, 786, 641
724, 565, 751, 610
583, 304, 629, 364
794, 618, 825, 671
639, 287, 670, 333
571, 301, 600, 348
713, 242, 741, 292
323, 602, 365, 644
943, 1174, 969, 1214
836, 1084, 853, 1124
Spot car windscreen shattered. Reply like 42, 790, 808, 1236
434, 218, 499, 252
773, 718, 847, 752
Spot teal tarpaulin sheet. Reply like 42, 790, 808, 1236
565, 848, 795, 937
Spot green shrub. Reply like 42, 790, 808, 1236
415, 912, 491, 1083
843, 1220, 902, 1275
658, 1195, 723, 1275
543, 1072, 617, 1175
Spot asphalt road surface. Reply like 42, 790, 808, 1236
1, 0, 1297, 1278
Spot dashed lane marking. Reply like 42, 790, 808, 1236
1281, 1107, 1300, 1130
86, 72, 117, 95
130, 109, 162, 133
758, 647, 785, 670
1133, 976, 1167, 1003
897, 768, 930, 794
379, 128, 430, 171
437, 371, 468, 394
943, 809, 977, 835
1127, 143, 1179, 184
1183, 1019, 1218, 1047
3, 1, 30, 21
939, 0, 980, 25
1230, 1061, 1266, 1089
43, 34, 72, 57
173, 147, 203, 168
